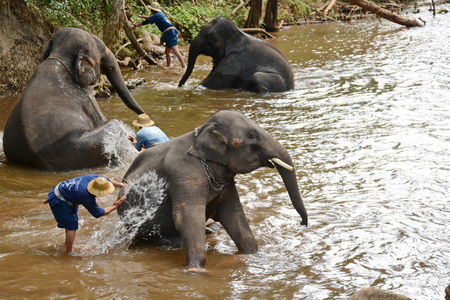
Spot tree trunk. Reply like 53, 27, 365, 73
103, 0, 124, 53
245, 0, 263, 28
322, 0, 337, 16
346, 0, 420, 27
122, 6, 158, 65
262, 0, 278, 32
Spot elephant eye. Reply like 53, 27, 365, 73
248, 131, 258, 140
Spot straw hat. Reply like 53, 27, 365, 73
148, 2, 162, 12
87, 177, 115, 196
132, 114, 155, 127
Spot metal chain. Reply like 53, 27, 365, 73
201, 159, 233, 198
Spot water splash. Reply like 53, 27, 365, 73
83, 170, 168, 255
101, 120, 138, 169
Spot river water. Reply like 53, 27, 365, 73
1, 7, 449, 299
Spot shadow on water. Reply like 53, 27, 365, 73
1, 8, 450, 299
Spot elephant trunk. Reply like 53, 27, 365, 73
269, 144, 308, 226
102, 50, 144, 115
178, 47, 199, 87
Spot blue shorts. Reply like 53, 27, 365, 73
162, 29, 179, 48
50, 201, 79, 230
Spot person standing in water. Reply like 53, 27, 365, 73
128, 113, 169, 151
132, 2, 186, 69
45, 175, 127, 256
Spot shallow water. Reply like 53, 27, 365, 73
1, 6, 450, 299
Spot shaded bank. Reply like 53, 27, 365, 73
0, 0, 53, 96
0, 0, 431, 96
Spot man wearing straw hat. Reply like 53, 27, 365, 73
128, 113, 169, 151
46, 175, 127, 256
132, 2, 186, 69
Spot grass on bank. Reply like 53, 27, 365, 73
24, 0, 321, 42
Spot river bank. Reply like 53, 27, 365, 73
0, 0, 427, 97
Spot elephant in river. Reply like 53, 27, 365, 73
178, 17, 295, 93
118, 110, 307, 270
3, 27, 145, 171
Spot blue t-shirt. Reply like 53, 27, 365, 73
47, 174, 107, 218
135, 126, 169, 150
142, 12, 173, 33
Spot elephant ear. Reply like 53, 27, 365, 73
188, 122, 229, 165
41, 39, 53, 62
209, 19, 247, 57
76, 49, 99, 87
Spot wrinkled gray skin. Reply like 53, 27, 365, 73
118, 110, 307, 270
3, 27, 144, 170
178, 17, 295, 93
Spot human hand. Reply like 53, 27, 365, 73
114, 196, 126, 207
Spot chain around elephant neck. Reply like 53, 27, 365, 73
201, 159, 234, 198
47, 56, 74, 78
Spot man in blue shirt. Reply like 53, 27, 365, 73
46, 175, 127, 255
128, 113, 169, 151
133, 2, 186, 69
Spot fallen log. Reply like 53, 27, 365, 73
241, 28, 275, 38
345, 0, 420, 27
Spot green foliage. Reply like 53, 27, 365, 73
281, 0, 317, 21
24, 0, 122, 33
131, 0, 248, 43
170, 1, 247, 34
133, 1, 246, 43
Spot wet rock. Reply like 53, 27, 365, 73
350, 287, 411, 300
125, 78, 146, 89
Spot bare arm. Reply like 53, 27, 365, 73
136, 13, 149, 19
103, 196, 126, 216
131, 14, 150, 29
110, 179, 128, 189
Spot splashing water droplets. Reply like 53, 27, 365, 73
102, 120, 138, 169
83, 171, 168, 254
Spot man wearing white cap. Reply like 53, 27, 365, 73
46, 175, 127, 256
128, 113, 169, 151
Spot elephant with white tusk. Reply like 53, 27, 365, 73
3, 27, 145, 171
117, 110, 307, 270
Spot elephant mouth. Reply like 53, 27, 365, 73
269, 158, 294, 171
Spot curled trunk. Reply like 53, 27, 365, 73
275, 155, 308, 226
266, 138, 308, 226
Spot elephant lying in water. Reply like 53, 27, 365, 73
178, 17, 295, 93
118, 110, 307, 270
3, 27, 145, 171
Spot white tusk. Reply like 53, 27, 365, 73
270, 158, 294, 171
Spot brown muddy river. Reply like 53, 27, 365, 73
1, 7, 450, 299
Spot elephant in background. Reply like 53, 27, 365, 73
3, 27, 145, 171
118, 110, 307, 270
178, 17, 295, 93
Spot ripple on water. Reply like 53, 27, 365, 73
1, 12, 450, 299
